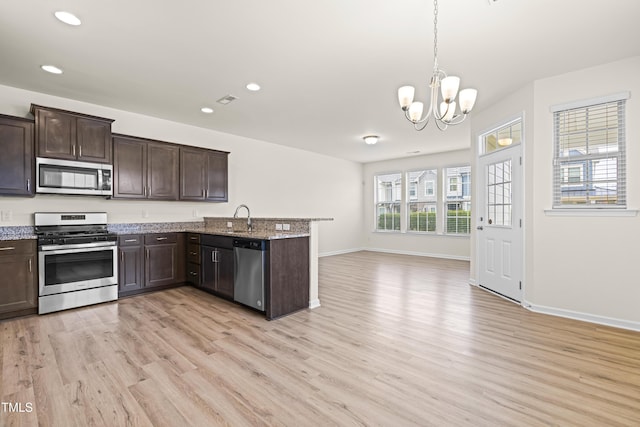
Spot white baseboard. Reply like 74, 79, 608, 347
523, 300, 640, 332
364, 247, 470, 262
308, 299, 321, 309
319, 247, 365, 257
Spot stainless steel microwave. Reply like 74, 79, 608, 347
36, 157, 113, 196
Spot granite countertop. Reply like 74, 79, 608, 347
196, 228, 309, 240
0, 226, 36, 241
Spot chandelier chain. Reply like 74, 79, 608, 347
433, 0, 438, 67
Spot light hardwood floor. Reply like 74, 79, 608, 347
1, 251, 639, 426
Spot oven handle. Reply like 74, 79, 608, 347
39, 241, 117, 252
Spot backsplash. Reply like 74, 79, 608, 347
107, 221, 205, 235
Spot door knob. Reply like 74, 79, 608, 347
476, 226, 484, 230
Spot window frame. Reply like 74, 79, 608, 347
551, 92, 629, 210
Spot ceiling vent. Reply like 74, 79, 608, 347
217, 95, 238, 105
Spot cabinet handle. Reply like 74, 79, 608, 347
124, 239, 137, 243
189, 251, 197, 255
28, 259, 32, 273
205, 189, 208, 199
73, 145, 76, 157
156, 237, 168, 241
27, 178, 31, 192
143, 186, 147, 196
79, 145, 82, 157
0, 247, 15, 251
146, 249, 149, 259
189, 237, 198, 241
120, 252, 124, 262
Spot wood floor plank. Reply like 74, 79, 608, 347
0, 250, 638, 426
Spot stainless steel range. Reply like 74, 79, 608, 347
35, 212, 118, 314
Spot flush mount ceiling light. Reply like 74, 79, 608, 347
397, 0, 478, 131
54, 11, 81, 26
41, 65, 63, 74
200, 107, 214, 114
498, 137, 513, 146
246, 82, 261, 91
363, 135, 379, 145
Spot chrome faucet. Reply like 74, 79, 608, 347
233, 204, 252, 232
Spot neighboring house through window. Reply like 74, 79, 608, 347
375, 172, 402, 231
444, 166, 471, 234
407, 169, 437, 232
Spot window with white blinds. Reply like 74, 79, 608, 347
552, 93, 628, 208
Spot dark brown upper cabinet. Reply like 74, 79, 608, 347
113, 134, 179, 200
0, 114, 34, 197
31, 104, 114, 164
179, 146, 228, 202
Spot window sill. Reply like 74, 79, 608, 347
544, 208, 638, 217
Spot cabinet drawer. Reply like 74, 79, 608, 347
144, 233, 178, 245
187, 262, 201, 284
0, 240, 36, 256
187, 233, 201, 244
187, 243, 201, 264
118, 234, 143, 246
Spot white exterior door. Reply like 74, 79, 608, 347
477, 144, 523, 302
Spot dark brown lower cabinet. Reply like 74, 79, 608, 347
118, 235, 144, 294
201, 235, 234, 299
0, 240, 37, 320
144, 233, 179, 288
118, 233, 186, 297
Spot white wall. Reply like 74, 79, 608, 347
363, 148, 472, 260
529, 56, 640, 326
0, 84, 364, 255
470, 56, 640, 329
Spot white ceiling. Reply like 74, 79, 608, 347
1, 0, 639, 163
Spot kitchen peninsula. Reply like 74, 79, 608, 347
0, 216, 331, 321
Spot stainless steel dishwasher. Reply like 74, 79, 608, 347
233, 238, 267, 311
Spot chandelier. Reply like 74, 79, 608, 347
398, 0, 478, 131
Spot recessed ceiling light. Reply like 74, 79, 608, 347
54, 11, 81, 26
246, 83, 261, 92
363, 135, 379, 145
41, 65, 63, 74
201, 107, 214, 114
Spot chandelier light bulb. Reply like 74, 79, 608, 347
459, 88, 478, 114
440, 76, 460, 102
398, 86, 416, 110
408, 102, 424, 122
440, 101, 456, 122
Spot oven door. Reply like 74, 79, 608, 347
38, 243, 118, 296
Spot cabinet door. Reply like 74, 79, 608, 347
216, 248, 234, 299
76, 118, 111, 163
113, 136, 147, 198
118, 245, 144, 293
205, 151, 228, 202
180, 147, 206, 200
201, 245, 216, 291
0, 242, 37, 318
148, 142, 179, 200
0, 116, 34, 196
145, 244, 177, 288
36, 109, 76, 160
